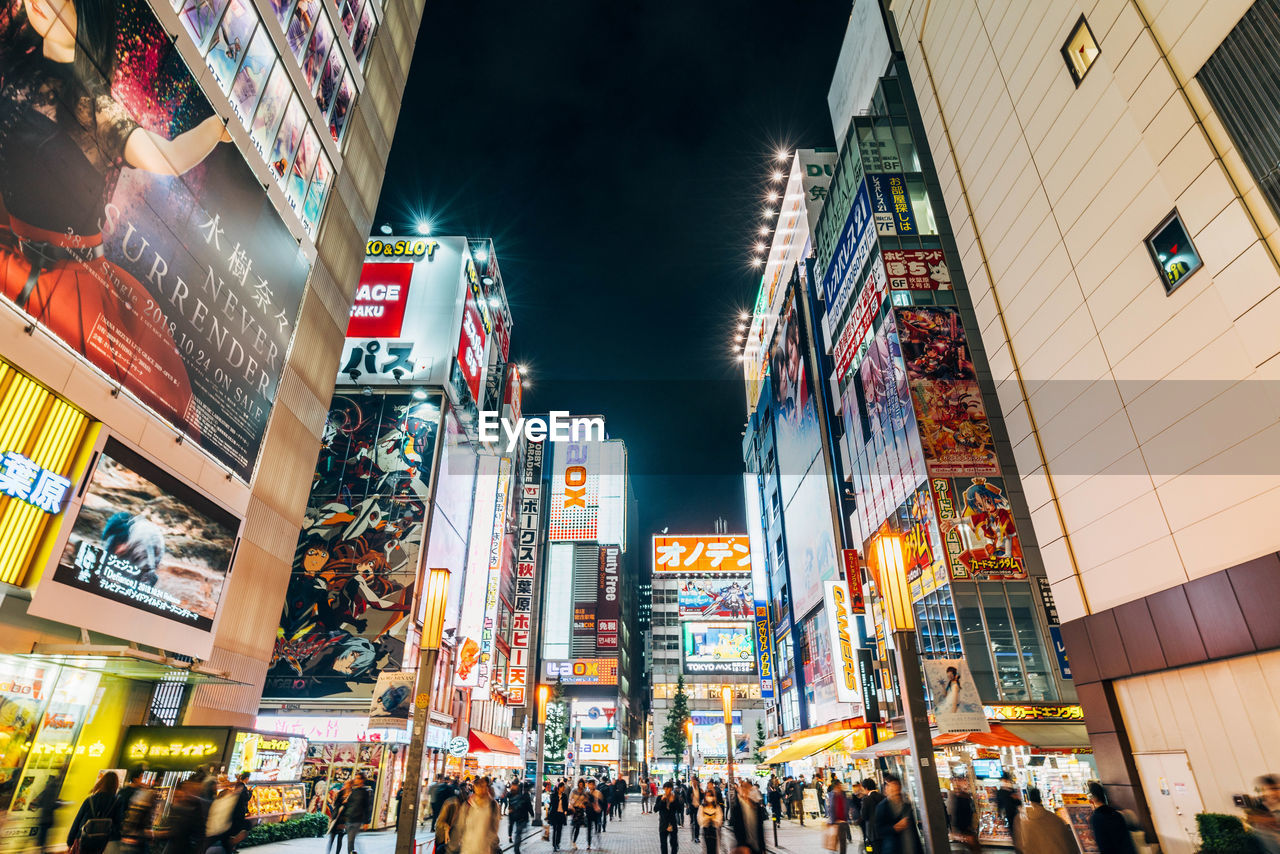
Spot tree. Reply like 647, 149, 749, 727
753, 719, 767, 763
544, 681, 568, 764
661, 675, 691, 776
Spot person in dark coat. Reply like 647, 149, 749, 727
873, 778, 921, 854
114, 767, 155, 854
340, 773, 373, 854
859, 779, 885, 854
728, 779, 766, 854
431, 780, 456, 831
995, 773, 1022, 849
162, 780, 208, 854
68, 773, 120, 854
545, 782, 569, 852
947, 777, 979, 854
656, 782, 682, 854
1088, 783, 1138, 854
506, 782, 532, 854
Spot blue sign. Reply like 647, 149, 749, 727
755, 600, 776, 700
866, 173, 917, 237
0, 451, 71, 514
821, 183, 875, 325
1049, 626, 1072, 681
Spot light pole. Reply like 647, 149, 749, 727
532, 684, 548, 826
721, 686, 734, 788
871, 533, 948, 854
395, 568, 451, 854
683, 719, 693, 782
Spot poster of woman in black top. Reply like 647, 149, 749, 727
0, 0, 310, 481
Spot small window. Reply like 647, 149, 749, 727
1061, 15, 1100, 86
1145, 210, 1203, 295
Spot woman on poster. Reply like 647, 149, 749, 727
0, 0, 231, 423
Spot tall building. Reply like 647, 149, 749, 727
887, 0, 1280, 846
0, 0, 420, 839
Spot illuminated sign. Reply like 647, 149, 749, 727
0, 452, 71, 515
544, 658, 619, 686
121, 726, 230, 771
653, 535, 751, 574
346, 262, 414, 338
682, 622, 756, 675
597, 545, 620, 649
507, 440, 543, 706
754, 603, 775, 699
365, 238, 438, 258
881, 249, 951, 291
254, 715, 408, 743
840, 549, 865, 612
571, 701, 617, 730
823, 580, 860, 704
577, 739, 619, 761
984, 705, 1084, 722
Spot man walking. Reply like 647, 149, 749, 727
342, 773, 373, 854
995, 772, 1022, 851
858, 779, 884, 854
790, 776, 806, 826
506, 782, 532, 854
657, 782, 681, 854
825, 779, 850, 854
1088, 782, 1137, 854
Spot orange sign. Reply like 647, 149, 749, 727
653, 535, 751, 573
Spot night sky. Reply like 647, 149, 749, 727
374, 1, 850, 546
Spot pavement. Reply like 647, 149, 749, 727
241, 796, 1010, 854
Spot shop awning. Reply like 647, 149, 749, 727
469, 730, 520, 755
933, 724, 1031, 748
1001, 723, 1090, 749
18, 645, 243, 684
848, 730, 938, 759
763, 730, 854, 765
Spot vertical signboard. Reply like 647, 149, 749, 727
866, 173, 917, 236
508, 440, 544, 705
456, 284, 487, 404
840, 549, 865, 612
455, 457, 499, 689
754, 602, 776, 700
930, 476, 1027, 581
597, 545, 620, 650
481, 457, 512, 694
822, 581, 861, 705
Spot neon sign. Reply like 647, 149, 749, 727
0, 452, 71, 514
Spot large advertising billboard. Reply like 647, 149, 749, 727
677, 578, 753, 619
681, 622, 756, 675
425, 410, 477, 639
454, 456, 500, 689
769, 296, 824, 505
782, 468, 841, 620
822, 581, 861, 705
877, 481, 949, 603
896, 307, 999, 476
930, 476, 1027, 581
507, 439, 544, 706
0, 0, 312, 481
33, 439, 239, 658
653, 535, 751, 573
546, 431, 626, 545
263, 392, 439, 699
544, 658, 618, 686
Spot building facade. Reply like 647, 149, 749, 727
885, 0, 1280, 849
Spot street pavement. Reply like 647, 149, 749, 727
240, 796, 1007, 854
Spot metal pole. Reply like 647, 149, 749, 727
893, 630, 948, 854
396, 646, 440, 854
574, 719, 582, 778
532, 720, 546, 826
724, 718, 734, 788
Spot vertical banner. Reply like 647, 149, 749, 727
367, 671, 415, 730
481, 457, 512, 693
930, 476, 1027, 581
822, 581, 861, 705
596, 545, 620, 649
922, 658, 990, 734
754, 602, 776, 700
508, 440, 544, 705
840, 549, 865, 612
856, 649, 880, 723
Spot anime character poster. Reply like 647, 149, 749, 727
265, 391, 442, 700
770, 295, 823, 508
931, 476, 1027, 581
0, 0, 312, 482
677, 578, 753, 619
895, 307, 1000, 476
366, 671, 414, 730
877, 481, 949, 603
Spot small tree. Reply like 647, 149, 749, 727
661, 675, 691, 776
753, 719, 767, 763
544, 681, 568, 764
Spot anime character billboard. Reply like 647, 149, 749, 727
265, 391, 442, 699
677, 578, 753, 619
0, 0, 311, 481
931, 476, 1027, 581
895, 307, 999, 476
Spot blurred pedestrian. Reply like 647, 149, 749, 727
996, 773, 1022, 850
433, 786, 461, 854
790, 776, 805, 826
687, 777, 702, 843
859, 779, 885, 854
816, 776, 827, 819
1247, 807, 1280, 854
874, 778, 921, 854
546, 782, 569, 852
1017, 787, 1079, 854
570, 780, 592, 850
327, 780, 352, 854
114, 768, 155, 854
657, 782, 682, 854
161, 780, 207, 854
729, 778, 765, 854
697, 789, 723, 854
947, 777, 979, 854
825, 778, 850, 854
68, 773, 119, 854
1087, 783, 1136, 854
453, 779, 499, 854
507, 781, 532, 854
642, 778, 652, 814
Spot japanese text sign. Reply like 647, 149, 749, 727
652, 535, 751, 574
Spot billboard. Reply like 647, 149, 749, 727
570, 700, 617, 731
882, 250, 952, 291
544, 658, 618, 686
366, 671, 414, 730
263, 392, 439, 698
877, 481, 949, 603
923, 659, 990, 734
782, 469, 840, 620
347, 263, 415, 338
867, 173, 917, 236
827, 0, 894, 141
456, 280, 487, 404
754, 602, 776, 700
931, 476, 1027, 581
821, 182, 875, 325
597, 545, 620, 649
682, 622, 756, 675
769, 296, 823, 505
896, 307, 999, 476
547, 432, 626, 545
576, 739, 619, 762
34, 440, 239, 658
507, 439, 544, 705
653, 535, 751, 573
0, 0, 313, 481
454, 456, 499, 689
798, 609, 840, 725
540, 543, 573, 660
677, 578, 753, 619
424, 410, 477, 640
822, 581, 861, 705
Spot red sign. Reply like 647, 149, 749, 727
881, 249, 951, 291
456, 291, 487, 403
504, 366, 523, 426
832, 260, 887, 382
346, 262, 414, 338
840, 549, 865, 612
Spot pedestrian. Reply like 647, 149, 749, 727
68, 772, 119, 854
728, 779, 765, 854
1247, 807, 1280, 854
431, 779, 456, 832
791, 776, 806, 826
766, 778, 782, 826
1260, 774, 1280, 818
873, 778, 921, 854
328, 781, 352, 854
825, 778, 850, 854
570, 780, 592, 850
947, 777, 979, 854
161, 779, 208, 854
688, 777, 703, 843
657, 782, 682, 854
507, 781, 532, 854
594, 779, 607, 833
783, 778, 795, 820
1016, 787, 1079, 854
996, 772, 1022, 850
614, 778, 628, 818
1087, 783, 1137, 854
642, 778, 652, 814
113, 768, 155, 854
816, 776, 827, 819
451, 778, 500, 854
546, 782, 569, 852
493, 778, 507, 816
31, 773, 62, 854
433, 787, 461, 854
697, 789, 723, 854
859, 779, 885, 854
341, 773, 373, 854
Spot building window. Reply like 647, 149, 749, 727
1200, 0, 1280, 225
1145, 210, 1203, 295
1061, 15, 1100, 86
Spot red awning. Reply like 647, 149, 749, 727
932, 723, 1032, 748
469, 730, 520, 755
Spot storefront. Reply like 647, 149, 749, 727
468, 730, 521, 778
762, 718, 884, 784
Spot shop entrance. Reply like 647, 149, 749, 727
1134, 751, 1203, 854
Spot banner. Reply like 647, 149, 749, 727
0, 0, 312, 480
867, 173, 917, 236
653, 535, 751, 573
882, 250, 951, 291
682, 622, 756, 675
597, 545, 620, 649
367, 672, 415, 730
840, 549, 866, 612
507, 439, 544, 705
822, 581, 860, 705
754, 601, 776, 700
879, 482, 949, 603
930, 476, 1027, 581
265, 391, 439, 699
922, 658, 990, 734
678, 578, 753, 618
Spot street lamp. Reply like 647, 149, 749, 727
684, 719, 693, 782
721, 687, 735, 787
532, 684, 549, 826
871, 533, 948, 854
395, 568, 450, 854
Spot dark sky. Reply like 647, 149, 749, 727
375, 1, 850, 545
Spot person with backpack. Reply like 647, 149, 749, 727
858, 779, 885, 854
114, 767, 155, 854
340, 773, 373, 854
69, 773, 120, 854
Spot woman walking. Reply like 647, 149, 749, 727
68, 773, 120, 854
569, 781, 592, 850
327, 781, 352, 854
546, 782, 569, 852
696, 790, 723, 854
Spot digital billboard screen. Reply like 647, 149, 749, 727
682, 622, 756, 675
677, 578, 753, 619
